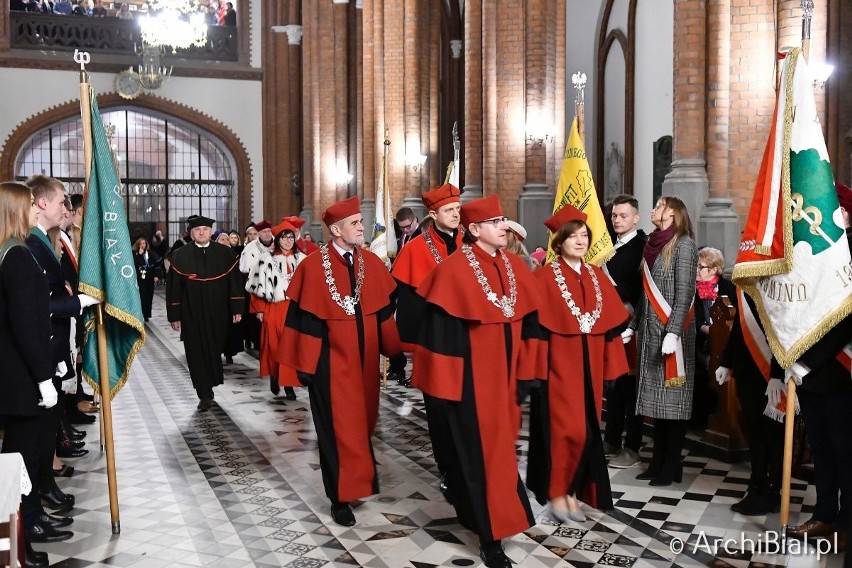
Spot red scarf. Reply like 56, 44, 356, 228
643, 225, 675, 268
696, 277, 719, 300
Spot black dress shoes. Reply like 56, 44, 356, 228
330, 501, 356, 526
69, 409, 97, 425
56, 445, 89, 458
25, 540, 49, 567
197, 396, 214, 411
28, 520, 73, 543
284, 387, 297, 400
40, 485, 75, 510
480, 541, 513, 567
387, 369, 410, 387
270, 375, 280, 395
53, 465, 75, 478
37, 512, 74, 528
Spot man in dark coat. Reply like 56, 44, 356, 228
166, 215, 244, 411
280, 197, 403, 528
25, 175, 101, 541
412, 196, 544, 568
785, 183, 852, 551
603, 194, 648, 469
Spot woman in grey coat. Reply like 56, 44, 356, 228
622, 196, 698, 486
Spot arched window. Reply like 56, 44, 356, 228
14, 107, 238, 244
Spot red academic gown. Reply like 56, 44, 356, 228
391, 224, 462, 350
249, 250, 300, 386
280, 245, 402, 503
525, 258, 628, 510
413, 244, 544, 542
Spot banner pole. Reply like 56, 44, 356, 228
780, 0, 813, 534
96, 305, 121, 534
779, 378, 797, 532
79, 52, 121, 535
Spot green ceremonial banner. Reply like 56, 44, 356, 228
78, 91, 145, 397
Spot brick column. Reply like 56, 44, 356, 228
301, 0, 354, 238
462, 0, 484, 200
700, 0, 739, 272
262, 0, 303, 225
517, 0, 565, 249
662, 0, 710, 235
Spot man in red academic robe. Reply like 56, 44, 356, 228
391, 182, 462, 500
413, 195, 544, 568
280, 196, 404, 527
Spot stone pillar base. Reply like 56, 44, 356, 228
460, 184, 483, 204
661, 158, 709, 235
360, 198, 376, 243
517, 183, 553, 250
697, 197, 741, 273
400, 196, 427, 223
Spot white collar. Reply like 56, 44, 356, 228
332, 241, 355, 259
565, 258, 582, 273
36, 223, 49, 235
194, 242, 210, 248
616, 229, 638, 246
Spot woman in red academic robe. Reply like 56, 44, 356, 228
248, 219, 304, 399
526, 205, 629, 523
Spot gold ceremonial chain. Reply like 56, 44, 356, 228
321, 245, 365, 316
551, 260, 602, 333
422, 229, 444, 265
462, 244, 517, 318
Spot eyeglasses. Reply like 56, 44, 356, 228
697, 265, 713, 270
399, 222, 414, 230
477, 217, 508, 227
279, 234, 295, 240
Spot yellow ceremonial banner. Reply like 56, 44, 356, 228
545, 117, 615, 266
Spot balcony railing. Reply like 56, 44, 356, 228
9, 12, 238, 62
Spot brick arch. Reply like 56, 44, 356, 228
0, 93, 253, 231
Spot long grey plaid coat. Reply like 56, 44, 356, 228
630, 236, 698, 420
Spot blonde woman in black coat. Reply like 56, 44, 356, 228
0, 182, 64, 567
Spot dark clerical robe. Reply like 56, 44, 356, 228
413, 245, 543, 542
281, 245, 402, 503
526, 259, 628, 511
166, 242, 244, 392
391, 224, 462, 351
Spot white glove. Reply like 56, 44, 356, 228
61, 377, 77, 394
788, 361, 810, 386
78, 293, 102, 310
55, 361, 68, 377
765, 378, 786, 407
38, 380, 58, 408
661, 333, 678, 355
715, 366, 731, 386
621, 329, 634, 344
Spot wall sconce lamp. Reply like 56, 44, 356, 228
334, 160, 353, 186
404, 153, 428, 171
526, 121, 555, 147
812, 61, 833, 90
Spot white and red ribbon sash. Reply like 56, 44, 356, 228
59, 231, 78, 273
641, 262, 694, 388
837, 344, 851, 375
737, 289, 796, 422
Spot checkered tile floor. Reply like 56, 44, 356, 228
33, 294, 845, 567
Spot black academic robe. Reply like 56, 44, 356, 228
413, 244, 544, 542
166, 242, 244, 391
